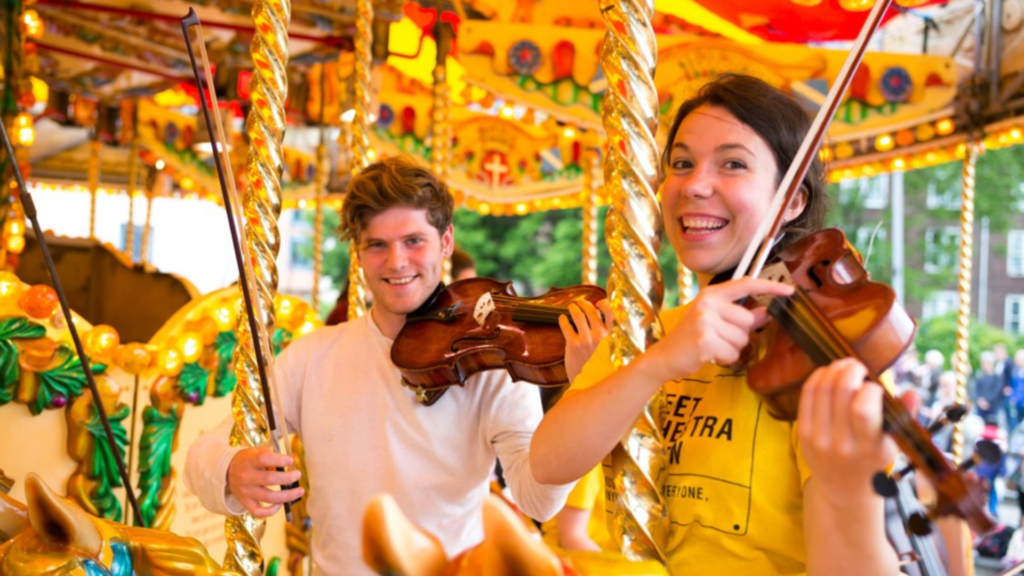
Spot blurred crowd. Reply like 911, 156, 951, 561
894, 343, 1024, 566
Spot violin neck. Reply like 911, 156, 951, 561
768, 286, 960, 481
510, 304, 569, 326
507, 302, 604, 328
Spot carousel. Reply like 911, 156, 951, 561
0, 0, 1017, 574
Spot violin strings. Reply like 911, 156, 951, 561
491, 296, 586, 311
782, 292, 931, 457
493, 307, 564, 319
490, 301, 574, 321
493, 303, 569, 314
787, 293, 932, 458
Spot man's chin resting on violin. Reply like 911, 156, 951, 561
183, 155, 606, 576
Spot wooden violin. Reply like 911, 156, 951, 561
742, 228, 993, 535
391, 277, 605, 396
747, 228, 915, 419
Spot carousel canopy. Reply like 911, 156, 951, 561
5, 0, 1018, 213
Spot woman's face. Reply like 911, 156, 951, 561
661, 105, 805, 284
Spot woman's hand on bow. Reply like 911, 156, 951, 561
641, 278, 792, 383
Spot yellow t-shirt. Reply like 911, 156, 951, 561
541, 464, 612, 551
568, 305, 812, 576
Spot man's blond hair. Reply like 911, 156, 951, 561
340, 156, 454, 242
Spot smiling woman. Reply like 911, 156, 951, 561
530, 74, 903, 576
659, 74, 829, 285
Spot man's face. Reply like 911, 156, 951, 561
357, 206, 452, 318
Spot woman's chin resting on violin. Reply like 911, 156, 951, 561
530, 74, 901, 576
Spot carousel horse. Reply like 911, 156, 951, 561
363, 494, 667, 576
0, 473, 235, 576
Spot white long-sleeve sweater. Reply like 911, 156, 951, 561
184, 312, 573, 576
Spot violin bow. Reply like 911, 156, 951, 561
0, 121, 147, 527
731, 0, 894, 281
180, 8, 296, 519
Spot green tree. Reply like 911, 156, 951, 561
454, 207, 683, 304
824, 179, 892, 284
826, 146, 1024, 305
303, 205, 688, 319
913, 311, 1020, 371
905, 148, 1024, 302
295, 208, 352, 317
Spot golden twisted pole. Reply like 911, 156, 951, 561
88, 135, 101, 239
348, 243, 368, 317
442, 254, 453, 285
581, 135, 600, 286
429, 68, 448, 180
431, 32, 452, 285
140, 185, 153, 264
224, 0, 291, 570
599, 0, 666, 563
951, 140, 978, 463
125, 137, 138, 259
677, 261, 695, 304
1, 0, 25, 210
346, 0, 373, 319
312, 142, 326, 312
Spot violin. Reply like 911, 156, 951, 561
742, 229, 993, 535
746, 228, 914, 419
391, 277, 605, 402
721, 0, 994, 536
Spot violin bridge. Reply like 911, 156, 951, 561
753, 262, 794, 307
473, 292, 496, 327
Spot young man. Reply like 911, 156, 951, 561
184, 156, 580, 576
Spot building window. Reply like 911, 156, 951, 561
838, 176, 888, 210
924, 226, 959, 273
926, 181, 961, 210
288, 210, 313, 271
861, 175, 888, 209
923, 291, 959, 321
1009, 230, 1024, 277
1007, 294, 1024, 334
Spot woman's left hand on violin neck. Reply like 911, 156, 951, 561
800, 358, 900, 575
798, 357, 897, 500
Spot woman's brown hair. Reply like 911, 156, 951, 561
661, 73, 829, 248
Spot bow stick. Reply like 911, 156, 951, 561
732, 0, 894, 281
0, 121, 147, 527
180, 7, 297, 520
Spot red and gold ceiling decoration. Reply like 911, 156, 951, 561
15, 0, 995, 214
